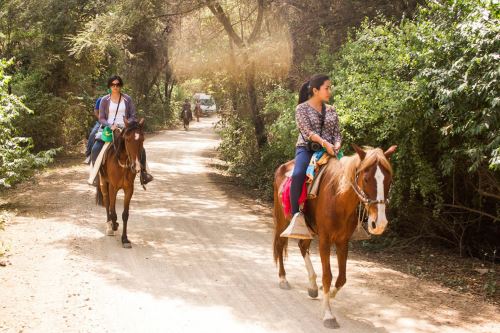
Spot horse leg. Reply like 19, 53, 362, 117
121, 187, 133, 248
100, 179, 114, 236
299, 239, 318, 298
273, 188, 291, 290
274, 232, 290, 290
330, 240, 348, 299
108, 185, 119, 234
319, 236, 339, 329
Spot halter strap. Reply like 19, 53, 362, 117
350, 172, 387, 206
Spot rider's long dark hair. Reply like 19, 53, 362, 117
107, 75, 124, 88
298, 74, 330, 105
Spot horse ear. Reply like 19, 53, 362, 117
384, 145, 397, 159
139, 118, 145, 127
124, 117, 129, 127
352, 143, 366, 160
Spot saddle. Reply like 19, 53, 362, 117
279, 160, 371, 241
279, 163, 329, 232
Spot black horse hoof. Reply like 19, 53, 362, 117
323, 318, 340, 329
308, 288, 319, 298
112, 222, 119, 231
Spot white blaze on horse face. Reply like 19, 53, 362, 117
134, 133, 140, 141
371, 165, 387, 234
135, 157, 141, 172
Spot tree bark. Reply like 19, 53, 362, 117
245, 58, 267, 147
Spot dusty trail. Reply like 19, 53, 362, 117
0, 118, 498, 333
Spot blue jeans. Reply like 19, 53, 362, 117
86, 122, 100, 157
91, 139, 105, 165
290, 146, 313, 215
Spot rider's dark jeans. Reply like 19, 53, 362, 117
91, 139, 147, 170
290, 146, 313, 215
91, 139, 105, 165
86, 122, 100, 157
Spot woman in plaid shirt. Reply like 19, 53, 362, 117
290, 74, 342, 219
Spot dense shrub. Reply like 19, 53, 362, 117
0, 60, 56, 188
218, 0, 499, 256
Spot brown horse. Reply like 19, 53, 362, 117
273, 144, 397, 328
96, 118, 145, 248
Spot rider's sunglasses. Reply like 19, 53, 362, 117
110, 82, 122, 87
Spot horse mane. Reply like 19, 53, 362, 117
326, 147, 393, 195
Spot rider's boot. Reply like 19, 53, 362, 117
140, 169, 154, 186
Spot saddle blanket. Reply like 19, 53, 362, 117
87, 142, 110, 185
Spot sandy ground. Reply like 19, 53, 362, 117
0, 117, 499, 333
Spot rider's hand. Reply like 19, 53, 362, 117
333, 142, 341, 154
110, 124, 117, 131
325, 142, 336, 156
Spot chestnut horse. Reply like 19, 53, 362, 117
96, 118, 145, 248
273, 144, 396, 328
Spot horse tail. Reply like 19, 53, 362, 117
273, 164, 288, 265
273, 227, 288, 266
96, 181, 104, 206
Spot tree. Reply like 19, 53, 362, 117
205, 0, 268, 148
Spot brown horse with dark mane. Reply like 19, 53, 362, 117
273, 144, 397, 328
96, 118, 145, 248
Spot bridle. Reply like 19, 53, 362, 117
350, 168, 390, 230
113, 127, 142, 174
350, 171, 388, 206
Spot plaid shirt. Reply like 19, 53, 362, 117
295, 102, 342, 147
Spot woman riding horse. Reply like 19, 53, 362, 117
289, 74, 342, 227
91, 75, 153, 186
273, 73, 397, 328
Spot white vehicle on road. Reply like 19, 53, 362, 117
193, 93, 217, 115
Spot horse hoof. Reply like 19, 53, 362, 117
122, 242, 132, 249
323, 318, 340, 329
308, 288, 319, 298
279, 281, 291, 290
112, 222, 119, 231
106, 222, 114, 236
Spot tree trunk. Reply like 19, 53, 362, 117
245, 58, 267, 148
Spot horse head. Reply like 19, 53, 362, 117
122, 117, 145, 173
352, 144, 397, 235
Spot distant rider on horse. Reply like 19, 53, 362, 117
180, 99, 193, 130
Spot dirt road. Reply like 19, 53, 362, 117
1, 118, 498, 333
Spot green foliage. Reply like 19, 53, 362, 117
217, 86, 297, 197
0, 59, 56, 188
218, 0, 499, 255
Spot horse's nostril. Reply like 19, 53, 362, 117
371, 221, 376, 229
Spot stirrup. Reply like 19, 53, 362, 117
280, 212, 313, 239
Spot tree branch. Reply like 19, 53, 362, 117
443, 204, 500, 222
207, 2, 244, 47
478, 189, 500, 201
247, 0, 265, 44
148, 2, 208, 20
